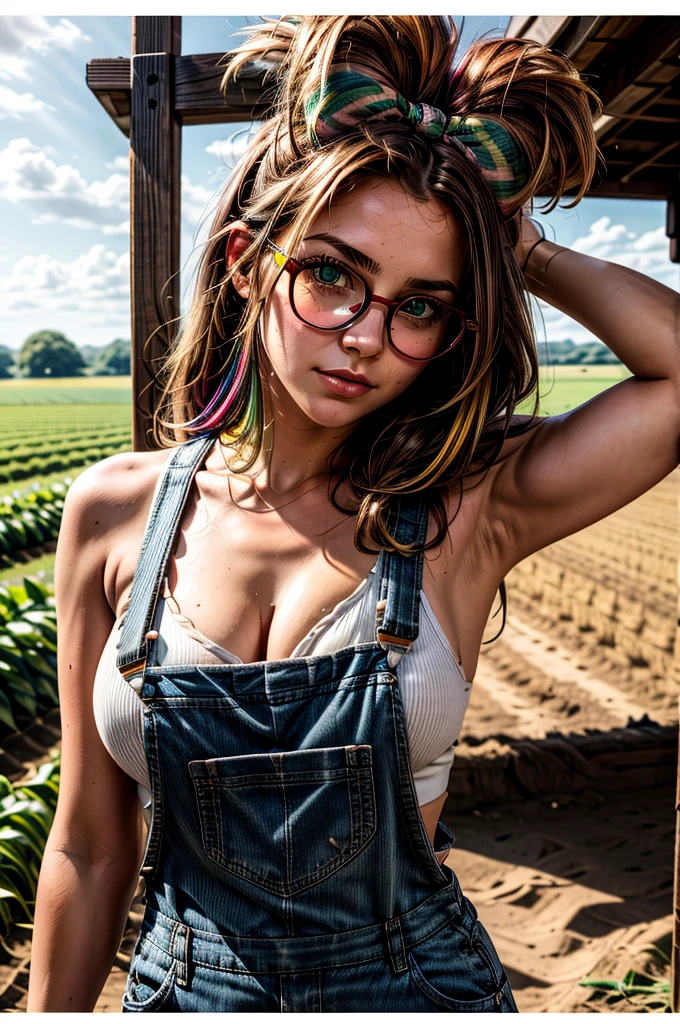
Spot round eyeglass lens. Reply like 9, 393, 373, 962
293, 262, 366, 330
390, 297, 463, 360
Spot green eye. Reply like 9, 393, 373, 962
403, 298, 429, 318
317, 265, 340, 284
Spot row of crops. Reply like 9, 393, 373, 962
0, 578, 60, 936
0, 759, 59, 942
0, 405, 131, 485
0, 485, 68, 566
0, 383, 129, 945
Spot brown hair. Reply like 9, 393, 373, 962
154, 16, 602, 590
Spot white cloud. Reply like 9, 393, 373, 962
0, 244, 130, 324
535, 215, 678, 343
106, 155, 129, 172
0, 137, 129, 231
205, 130, 257, 168
0, 138, 216, 237
181, 173, 218, 231
570, 216, 676, 285
0, 84, 57, 120
0, 17, 91, 83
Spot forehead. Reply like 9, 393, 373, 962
304, 176, 467, 276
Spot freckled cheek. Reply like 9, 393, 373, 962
265, 292, 320, 374
380, 363, 425, 398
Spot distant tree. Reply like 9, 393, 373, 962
17, 330, 85, 378
91, 338, 131, 376
0, 345, 16, 379
78, 344, 104, 366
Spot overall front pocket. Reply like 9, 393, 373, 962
188, 744, 376, 896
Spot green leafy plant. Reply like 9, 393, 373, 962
0, 482, 68, 563
580, 945, 672, 1012
0, 578, 59, 738
0, 757, 60, 937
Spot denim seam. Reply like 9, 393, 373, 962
470, 922, 504, 989
193, 766, 373, 786
387, 679, 448, 887
143, 644, 385, 680
186, 952, 384, 974
140, 894, 462, 975
119, 436, 215, 673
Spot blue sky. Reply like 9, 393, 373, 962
0, 14, 677, 352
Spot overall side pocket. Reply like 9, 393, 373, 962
121, 935, 177, 1013
407, 901, 510, 1012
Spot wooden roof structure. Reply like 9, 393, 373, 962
507, 17, 680, 250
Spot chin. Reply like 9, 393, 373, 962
288, 390, 371, 429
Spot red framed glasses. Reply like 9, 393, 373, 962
265, 239, 477, 362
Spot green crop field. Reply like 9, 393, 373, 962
0, 375, 131, 405
0, 378, 132, 488
517, 364, 632, 417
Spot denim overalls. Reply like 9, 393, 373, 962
116, 434, 518, 1013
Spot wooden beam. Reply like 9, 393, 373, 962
86, 52, 273, 138
175, 52, 274, 126
505, 15, 571, 46
129, 16, 182, 451
668, 192, 680, 265
86, 58, 131, 135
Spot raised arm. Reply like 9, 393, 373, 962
491, 221, 680, 566
27, 458, 145, 1012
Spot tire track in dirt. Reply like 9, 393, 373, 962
463, 611, 646, 745
496, 615, 649, 723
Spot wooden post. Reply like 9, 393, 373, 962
129, 16, 182, 451
674, 706, 680, 1011
670, 186, 680, 1012
668, 193, 679, 266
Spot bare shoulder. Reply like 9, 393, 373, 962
59, 447, 174, 613
64, 447, 172, 534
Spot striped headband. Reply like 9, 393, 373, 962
305, 67, 528, 215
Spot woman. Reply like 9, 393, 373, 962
27, 15, 679, 1013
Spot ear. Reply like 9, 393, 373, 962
225, 220, 253, 300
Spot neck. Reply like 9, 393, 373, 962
247, 373, 356, 496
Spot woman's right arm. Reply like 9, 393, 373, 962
27, 458, 147, 1012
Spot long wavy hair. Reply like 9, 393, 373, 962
152, 15, 603, 638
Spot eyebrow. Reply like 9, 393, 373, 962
304, 232, 459, 297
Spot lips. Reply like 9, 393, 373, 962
315, 369, 376, 398
317, 368, 375, 387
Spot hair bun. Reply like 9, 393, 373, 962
449, 36, 603, 214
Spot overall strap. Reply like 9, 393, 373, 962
376, 495, 429, 668
116, 433, 218, 686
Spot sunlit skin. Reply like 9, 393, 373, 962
227, 176, 470, 492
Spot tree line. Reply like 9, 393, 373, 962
0, 331, 620, 380
0, 331, 131, 379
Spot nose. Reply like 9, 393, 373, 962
340, 303, 388, 358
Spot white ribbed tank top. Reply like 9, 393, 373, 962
92, 471, 473, 814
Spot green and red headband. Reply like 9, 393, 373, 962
305, 67, 528, 215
